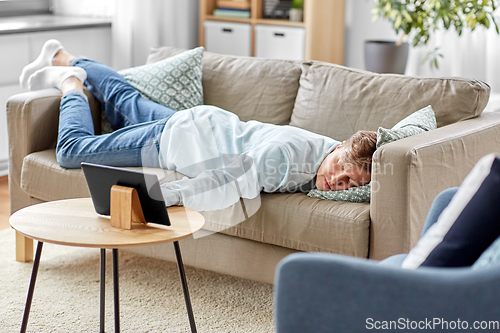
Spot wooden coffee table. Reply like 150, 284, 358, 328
10, 198, 205, 333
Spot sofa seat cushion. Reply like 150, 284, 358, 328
203, 193, 370, 257
21, 149, 370, 257
20, 149, 184, 201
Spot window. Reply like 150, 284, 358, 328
0, 0, 50, 17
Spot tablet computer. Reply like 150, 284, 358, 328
81, 162, 170, 226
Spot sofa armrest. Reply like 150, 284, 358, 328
7, 88, 100, 213
275, 253, 500, 333
369, 112, 500, 259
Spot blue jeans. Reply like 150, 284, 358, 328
56, 59, 176, 169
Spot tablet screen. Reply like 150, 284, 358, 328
82, 162, 170, 226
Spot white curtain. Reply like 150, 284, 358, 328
112, 0, 199, 70
405, 27, 500, 93
345, 0, 500, 94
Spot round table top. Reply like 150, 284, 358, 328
10, 198, 205, 249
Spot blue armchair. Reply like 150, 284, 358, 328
274, 188, 500, 332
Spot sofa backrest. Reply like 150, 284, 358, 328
148, 47, 491, 141
290, 62, 491, 141
147, 46, 302, 125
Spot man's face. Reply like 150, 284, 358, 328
315, 146, 371, 191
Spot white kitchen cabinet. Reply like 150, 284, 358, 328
0, 26, 112, 175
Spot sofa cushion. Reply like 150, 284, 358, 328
202, 192, 370, 257
21, 149, 370, 257
376, 105, 437, 149
119, 47, 204, 111
307, 183, 371, 203
290, 62, 490, 141
20, 149, 184, 201
147, 46, 302, 125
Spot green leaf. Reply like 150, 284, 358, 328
492, 16, 500, 33
373, 0, 500, 52
484, 16, 491, 28
395, 15, 402, 29
402, 10, 413, 22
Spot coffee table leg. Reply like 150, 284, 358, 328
173, 241, 197, 333
20, 241, 43, 333
113, 249, 120, 333
100, 249, 106, 333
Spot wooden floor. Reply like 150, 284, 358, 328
0, 176, 10, 230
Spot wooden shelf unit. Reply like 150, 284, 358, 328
199, 0, 345, 64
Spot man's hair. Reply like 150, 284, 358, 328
341, 130, 377, 173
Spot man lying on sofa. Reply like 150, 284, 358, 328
19, 39, 377, 212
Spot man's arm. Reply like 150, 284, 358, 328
160, 153, 260, 211
160, 144, 287, 211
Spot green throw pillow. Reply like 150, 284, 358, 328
100, 47, 204, 134
119, 47, 204, 111
308, 105, 437, 203
376, 105, 437, 149
308, 184, 371, 203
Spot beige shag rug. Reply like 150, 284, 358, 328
0, 228, 274, 332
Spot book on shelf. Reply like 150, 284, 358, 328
216, 0, 251, 10
213, 9, 251, 18
218, 7, 251, 12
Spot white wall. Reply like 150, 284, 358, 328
343, 0, 500, 94
51, 0, 115, 18
344, 0, 397, 71
113, 0, 199, 69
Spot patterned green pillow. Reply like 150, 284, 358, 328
99, 47, 204, 134
376, 105, 437, 149
119, 47, 204, 111
308, 184, 371, 203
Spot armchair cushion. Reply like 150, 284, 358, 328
402, 154, 500, 269
473, 237, 500, 270
275, 252, 500, 333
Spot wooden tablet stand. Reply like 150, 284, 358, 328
110, 185, 147, 230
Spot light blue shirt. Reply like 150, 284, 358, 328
158, 106, 339, 211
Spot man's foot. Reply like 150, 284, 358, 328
19, 39, 63, 89
27, 66, 87, 91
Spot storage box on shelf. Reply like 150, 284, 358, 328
255, 24, 305, 60
199, 0, 345, 64
204, 21, 252, 56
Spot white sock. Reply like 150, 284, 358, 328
27, 66, 87, 91
19, 39, 63, 89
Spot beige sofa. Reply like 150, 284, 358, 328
8, 47, 500, 284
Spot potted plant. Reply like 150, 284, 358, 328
366, 0, 499, 74
289, 0, 304, 22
